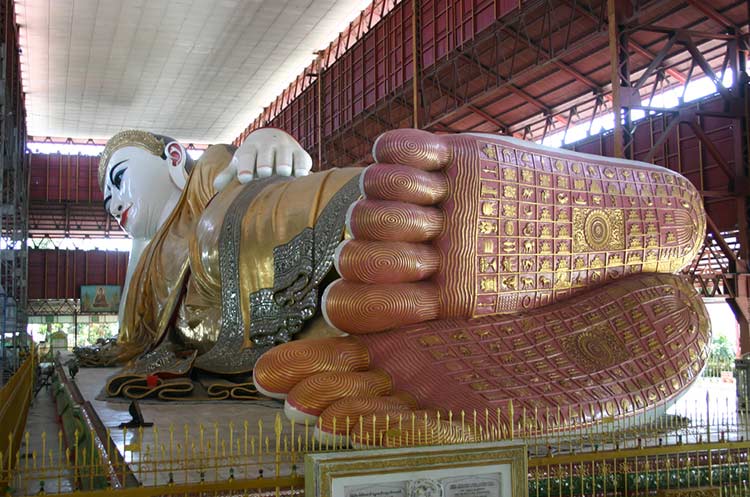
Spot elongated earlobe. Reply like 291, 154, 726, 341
165, 141, 188, 190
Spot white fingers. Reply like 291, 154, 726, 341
235, 145, 258, 184
213, 159, 238, 191
256, 146, 276, 178
217, 130, 313, 189
276, 146, 294, 177
293, 149, 313, 177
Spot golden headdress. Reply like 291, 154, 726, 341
98, 130, 165, 191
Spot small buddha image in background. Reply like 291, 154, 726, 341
93, 287, 109, 308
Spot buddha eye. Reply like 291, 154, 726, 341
108, 159, 129, 191
112, 168, 126, 189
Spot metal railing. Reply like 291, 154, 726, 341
0, 350, 35, 489
2, 375, 750, 496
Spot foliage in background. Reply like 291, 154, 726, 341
708, 334, 735, 371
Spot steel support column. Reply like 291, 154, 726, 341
734, 3, 750, 354
608, 0, 634, 159
411, 0, 422, 128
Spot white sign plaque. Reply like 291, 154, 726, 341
306, 441, 526, 497
341, 467, 502, 497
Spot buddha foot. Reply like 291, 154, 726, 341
256, 273, 710, 445
322, 129, 705, 334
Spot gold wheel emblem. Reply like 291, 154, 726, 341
562, 325, 628, 373
573, 207, 625, 252
584, 210, 612, 251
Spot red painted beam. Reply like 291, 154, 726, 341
685, 0, 737, 29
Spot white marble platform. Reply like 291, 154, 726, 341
71, 364, 296, 486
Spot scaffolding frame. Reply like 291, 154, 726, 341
0, 0, 28, 384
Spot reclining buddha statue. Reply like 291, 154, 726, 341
96, 126, 709, 443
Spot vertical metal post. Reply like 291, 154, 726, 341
74, 310, 78, 349
2, 296, 9, 371
608, 0, 623, 158
734, 22, 750, 355
317, 73, 323, 170
620, 29, 632, 160
411, 0, 421, 128
0, 295, 4, 385
316, 51, 324, 171
608, 0, 632, 158
737, 32, 750, 263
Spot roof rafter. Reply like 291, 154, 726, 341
455, 51, 568, 125
498, 25, 603, 93
564, 0, 688, 83
425, 74, 509, 132
685, 0, 737, 29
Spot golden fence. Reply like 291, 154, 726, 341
2, 358, 749, 497
0, 350, 35, 490
702, 362, 737, 381
3, 381, 750, 497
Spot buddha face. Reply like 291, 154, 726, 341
103, 146, 180, 239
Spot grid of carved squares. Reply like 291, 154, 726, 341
474, 141, 702, 316
403, 279, 708, 421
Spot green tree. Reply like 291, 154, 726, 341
709, 335, 735, 368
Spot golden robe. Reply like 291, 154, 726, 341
119, 144, 361, 374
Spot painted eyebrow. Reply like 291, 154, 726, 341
103, 194, 112, 209
108, 159, 129, 185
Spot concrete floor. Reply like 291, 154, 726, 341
14, 360, 294, 490
73, 364, 294, 486
15, 363, 74, 495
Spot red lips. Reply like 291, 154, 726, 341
120, 207, 130, 228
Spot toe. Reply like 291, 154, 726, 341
362, 163, 448, 205
349, 410, 477, 447
284, 370, 392, 424
347, 200, 444, 242
319, 394, 418, 432
334, 240, 440, 284
323, 280, 440, 334
314, 394, 418, 445
373, 129, 451, 170
253, 337, 369, 399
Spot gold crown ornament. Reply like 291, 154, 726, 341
98, 130, 165, 191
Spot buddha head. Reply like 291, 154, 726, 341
99, 130, 193, 239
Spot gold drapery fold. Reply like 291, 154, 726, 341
117, 145, 234, 360
118, 150, 361, 367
